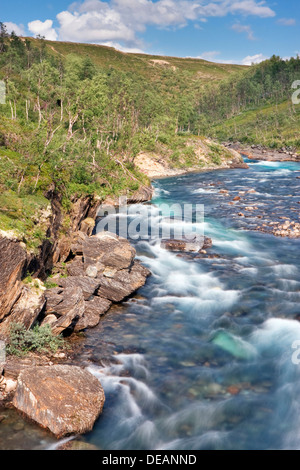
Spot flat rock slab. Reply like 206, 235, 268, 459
58, 276, 101, 301
13, 365, 105, 438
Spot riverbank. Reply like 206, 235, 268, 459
134, 138, 248, 179
224, 142, 300, 162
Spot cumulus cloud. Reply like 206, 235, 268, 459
4, 22, 25, 36
232, 23, 255, 40
241, 53, 268, 65
54, 0, 276, 48
28, 19, 58, 41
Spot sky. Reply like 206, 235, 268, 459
1, 0, 299, 64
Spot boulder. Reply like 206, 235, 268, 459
45, 287, 64, 314
66, 256, 85, 277
48, 286, 86, 336
74, 297, 112, 332
0, 235, 27, 322
43, 231, 151, 335
13, 365, 105, 437
57, 276, 101, 301
83, 233, 136, 271
161, 235, 212, 253
96, 262, 151, 302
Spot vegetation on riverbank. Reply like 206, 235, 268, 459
196, 55, 300, 150
6, 322, 65, 357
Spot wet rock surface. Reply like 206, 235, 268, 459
161, 235, 213, 253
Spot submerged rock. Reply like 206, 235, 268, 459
212, 331, 257, 360
161, 235, 212, 253
13, 365, 105, 438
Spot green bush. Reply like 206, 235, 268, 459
6, 323, 65, 357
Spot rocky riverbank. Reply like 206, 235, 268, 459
224, 142, 300, 162
0, 229, 151, 436
134, 138, 248, 179
0, 184, 153, 437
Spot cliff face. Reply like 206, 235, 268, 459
0, 234, 27, 323
0, 193, 100, 335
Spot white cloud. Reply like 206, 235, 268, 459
53, 0, 276, 48
241, 53, 268, 65
28, 19, 58, 41
4, 22, 25, 36
232, 23, 255, 40
277, 18, 296, 26
196, 51, 221, 61
99, 41, 145, 54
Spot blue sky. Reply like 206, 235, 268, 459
1, 0, 299, 64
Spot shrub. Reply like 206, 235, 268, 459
6, 323, 65, 357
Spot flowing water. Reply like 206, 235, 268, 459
1, 157, 300, 450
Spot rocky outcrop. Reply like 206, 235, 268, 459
0, 234, 27, 323
13, 365, 105, 437
44, 286, 86, 336
224, 142, 300, 162
41, 232, 150, 335
96, 262, 151, 302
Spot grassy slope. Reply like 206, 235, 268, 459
29, 38, 244, 83
209, 100, 300, 150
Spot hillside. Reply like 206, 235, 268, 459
35, 38, 244, 82
195, 55, 300, 151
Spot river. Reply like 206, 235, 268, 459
1, 157, 300, 450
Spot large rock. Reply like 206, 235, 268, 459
13, 365, 105, 437
47, 286, 86, 336
43, 231, 151, 334
66, 256, 85, 277
0, 282, 46, 337
0, 235, 27, 322
57, 276, 101, 301
74, 297, 112, 332
96, 262, 151, 302
83, 232, 136, 271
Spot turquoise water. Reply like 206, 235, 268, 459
1, 158, 299, 450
